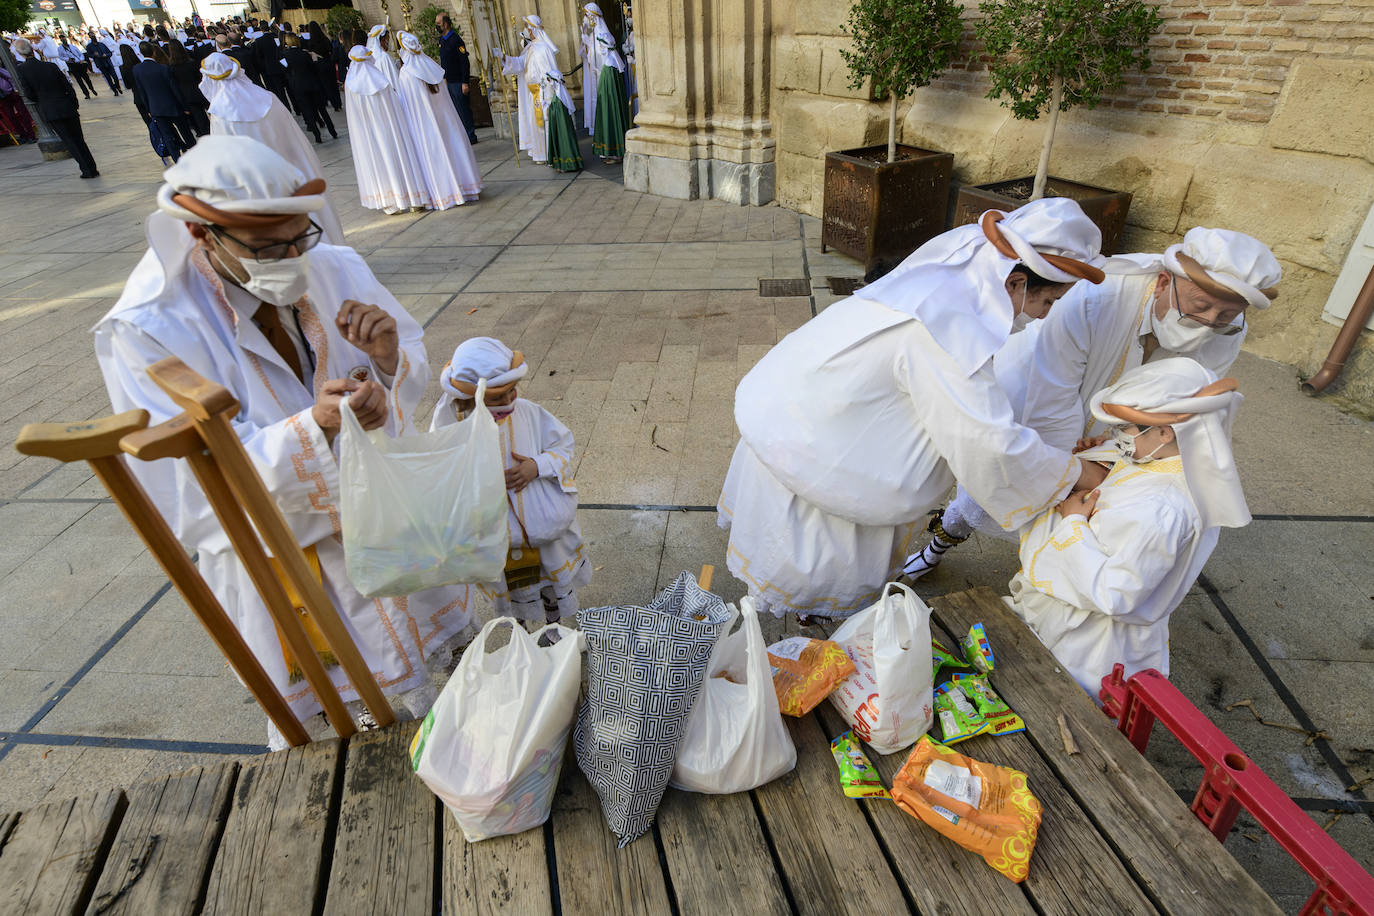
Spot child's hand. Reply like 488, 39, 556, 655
1056, 488, 1100, 520
506, 452, 538, 492
1073, 434, 1109, 453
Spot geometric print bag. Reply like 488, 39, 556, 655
574, 571, 732, 846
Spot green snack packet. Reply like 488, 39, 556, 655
933, 682, 988, 745
959, 622, 995, 674
830, 730, 891, 799
931, 639, 962, 682
951, 673, 1026, 736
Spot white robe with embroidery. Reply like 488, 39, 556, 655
396, 56, 483, 208
430, 397, 590, 620
1009, 456, 1215, 696
93, 212, 472, 739
719, 295, 1080, 618
344, 54, 432, 213
579, 29, 595, 134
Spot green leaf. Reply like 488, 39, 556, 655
841, 0, 967, 98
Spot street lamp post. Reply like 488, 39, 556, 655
0, 41, 70, 161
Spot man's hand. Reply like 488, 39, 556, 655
461, 82, 469, 94
505, 451, 538, 492
1057, 488, 1101, 520
336, 300, 399, 376
1075, 457, 1109, 491
1073, 434, 1109, 454
312, 378, 387, 442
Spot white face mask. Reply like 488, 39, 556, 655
1009, 281, 1033, 333
1151, 281, 1215, 353
218, 240, 311, 306
1110, 425, 1166, 464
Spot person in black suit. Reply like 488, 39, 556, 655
167, 39, 210, 135
436, 13, 477, 143
118, 45, 151, 124
216, 33, 263, 87
12, 39, 99, 178
282, 33, 335, 143
305, 22, 341, 111
132, 45, 197, 161
85, 34, 122, 95
252, 27, 293, 112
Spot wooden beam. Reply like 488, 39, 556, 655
0, 789, 127, 915
443, 812, 554, 916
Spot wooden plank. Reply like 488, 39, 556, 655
442, 811, 553, 916
811, 702, 1037, 916
921, 618, 1160, 916
550, 755, 673, 916
0, 790, 125, 915
89, 763, 238, 915
656, 788, 790, 916
751, 714, 909, 916
932, 588, 1282, 916
202, 739, 343, 915
325, 721, 436, 915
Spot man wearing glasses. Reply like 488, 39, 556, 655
94, 136, 473, 746
904, 226, 1281, 581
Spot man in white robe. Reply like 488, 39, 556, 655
1009, 358, 1249, 696
719, 198, 1114, 619
498, 16, 559, 165
93, 136, 472, 745
395, 30, 482, 207
199, 52, 346, 243
344, 45, 432, 214
905, 227, 1281, 578
365, 23, 401, 88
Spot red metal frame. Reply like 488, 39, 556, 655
1100, 665, 1374, 916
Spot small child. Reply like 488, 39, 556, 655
1007, 358, 1249, 697
431, 337, 591, 623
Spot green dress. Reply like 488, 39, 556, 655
592, 63, 631, 160
545, 96, 583, 172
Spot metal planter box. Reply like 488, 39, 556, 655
822, 145, 955, 272
953, 177, 1133, 255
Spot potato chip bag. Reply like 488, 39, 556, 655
766, 637, 857, 717
830, 730, 890, 799
891, 736, 1042, 882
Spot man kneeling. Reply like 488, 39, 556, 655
1007, 358, 1249, 697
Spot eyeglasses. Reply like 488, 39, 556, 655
1173, 283, 1246, 336
210, 220, 323, 262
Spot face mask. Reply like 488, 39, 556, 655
1009, 282, 1033, 333
1151, 281, 1215, 353
219, 242, 311, 306
488, 404, 514, 419
1110, 425, 1166, 464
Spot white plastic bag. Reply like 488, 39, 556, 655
410, 617, 584, 842
339, 380, 508, 597
827, 581, 934, 755
670, 597, 797, 793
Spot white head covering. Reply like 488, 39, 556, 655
439, 337, 528, 401
1162, 227, 1280, 310
1090, 358, 1248, 529
396, 30, 445, 84
199, 52, 274, 121
522, 14, 558, 53
345, 45, 389, 95
583, 2, 624, 71
856, 197, 1110, 376
156, 135, 325, 223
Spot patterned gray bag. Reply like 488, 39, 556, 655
574, 571, 732, 847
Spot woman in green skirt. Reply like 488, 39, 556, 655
584, 2, 632, 163
543, 72, 583, 173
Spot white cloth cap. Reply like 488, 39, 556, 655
856, 197, 1108, 376
1162, 227, 1281, 310
523, 14, 558, 53
440, 337, 528, 398
345, 46, 389, 95
199, 52, 274, 121
1090, 357, 1249, 529
156, 135, 325, 222
397, 30, 445, 83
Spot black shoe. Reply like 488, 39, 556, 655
328, 129, 338, 139
312, 133, 322, 144
79, 172, 97, 179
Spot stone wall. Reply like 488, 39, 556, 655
771, 0, 1374, 409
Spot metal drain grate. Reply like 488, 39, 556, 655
826, 276, 865, 296
758, 278, 811, 298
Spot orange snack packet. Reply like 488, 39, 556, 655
766, 637, 857, 717
891, 736, 1042, 882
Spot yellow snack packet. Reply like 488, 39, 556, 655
766, 637, 857, 717
891, 736, 1042, 882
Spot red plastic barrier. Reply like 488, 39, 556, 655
1100, 665, 1374, 916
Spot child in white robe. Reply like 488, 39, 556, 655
1007, 358, 1250, 697
430, 338, 591, 623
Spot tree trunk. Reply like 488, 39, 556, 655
1031, 76, 1063, 201
887, 91, 897, 164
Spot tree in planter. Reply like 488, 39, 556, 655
325, 4, 365, 40
977, 0, 1161, 200
839, 0, 965, 164
416, 5, 448, 60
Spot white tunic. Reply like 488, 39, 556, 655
430, 397, 590, 620
344, 54, 432, 213
1009, 456, 1215, 696
94, 214, 472, 735
579, 30, 595, 133
502, 42, 558, 163
395, 58, 483, 208
720, 296, 1080, 617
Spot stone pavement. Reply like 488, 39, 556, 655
0, 91, 1371, 907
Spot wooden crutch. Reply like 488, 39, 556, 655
142, 356, 397, 730
14, 411, 311, 747
121, 413, 361, 739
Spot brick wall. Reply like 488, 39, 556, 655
934, 0, 1374, 123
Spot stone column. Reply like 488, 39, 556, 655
623, 0, 774, 206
